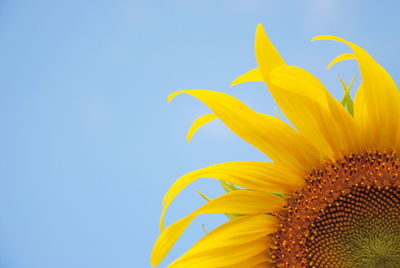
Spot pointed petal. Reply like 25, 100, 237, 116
169, 89, 319, 171
167, 214, 276, 268
253, 24, 286, 77
254, 25, 337, 158
168, 237, 270, 268
269, 66, 364, 156
327, 53, 355, 69
151, 216, 195, 267
313, 35, 400, 149
160, 161, 302, 230
232, 27, 370, 156
186, 113, 218, 141
254, 25, 364, 157
151, 191, 281, 266
230, 68, 263, 86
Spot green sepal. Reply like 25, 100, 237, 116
339, 76, 356, 116
219, 181, 238, 193
270, 192, 288, 197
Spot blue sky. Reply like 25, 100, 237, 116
1, 1, 400, 267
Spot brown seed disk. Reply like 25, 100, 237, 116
270, 150, 400, 268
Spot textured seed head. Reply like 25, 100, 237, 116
271, 151, 400, 267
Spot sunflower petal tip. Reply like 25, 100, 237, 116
230, 78, 240, 87
312, 35, 348, 44
311, 35, 335, 42
186, 113, 218, 142
256, 23, 266, 34
167, 91, 181, 103
310, 36, 320, 42
327, 53, 357, 69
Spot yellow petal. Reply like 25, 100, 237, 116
151, 216, 194, 267
354, 85, 369, 135
160, 161, 302, 230
167, 214, 276, 268
169, 89, 319, 171
230, 68, 263, 86
234, 26, 369, 156
228, 252, 271, 268
151, 191, 281, 266
254, 24, 337, 158
186, 113, 218, 141
268, 66, 328, 106
253, 24, 286, 76
230, 24, 284, 87
269, 66, 364, 157
253, 25, 364, 157
327, 53, 356, 69
169, 238, 270, 268
313, 35, 400, 149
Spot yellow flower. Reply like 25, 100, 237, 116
151, 24, 400, 267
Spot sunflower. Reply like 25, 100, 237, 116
151, 24, 400, 267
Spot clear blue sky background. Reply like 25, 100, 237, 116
1, 1, 400, 267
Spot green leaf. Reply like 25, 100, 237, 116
339, 76, 356, 116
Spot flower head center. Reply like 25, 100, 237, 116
271, 151, 400, 267
307, 186, 400, 267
